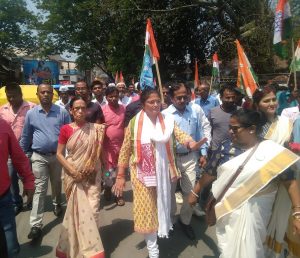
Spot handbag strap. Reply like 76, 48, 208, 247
215, 142, 260, 203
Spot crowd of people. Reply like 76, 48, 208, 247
0, 78, 300, 258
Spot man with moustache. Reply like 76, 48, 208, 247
20, 83, 71, 240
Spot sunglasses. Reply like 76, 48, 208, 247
229, 125, 245, 133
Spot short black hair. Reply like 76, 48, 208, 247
105, 86, 119, 96
219, 84, 237, 97
140, 87, 159, 105
168, 81, 188, 98
91, 80, 103, 90
231, 109, 264, 136
5, 82, 22, 95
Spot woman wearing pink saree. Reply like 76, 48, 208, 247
56, 97, 105, 258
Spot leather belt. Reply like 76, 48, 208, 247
34, 150, 56, 156
176, 152, 190, 157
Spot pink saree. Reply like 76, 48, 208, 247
56, 123, 105, 258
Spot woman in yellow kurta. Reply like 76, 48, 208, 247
112, 88, 206, 258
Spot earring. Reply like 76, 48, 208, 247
250, 131, 254, 134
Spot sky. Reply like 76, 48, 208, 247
25, 0, 78, 61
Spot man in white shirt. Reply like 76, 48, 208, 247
55, 86, 70, 108
117, 82, 131, 106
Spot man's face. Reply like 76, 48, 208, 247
221, 89, 236, 110
92, 84, 104, 98
171, 85, 188, 111
106, 91, 119, 107
128, 84, 135, 93
117, 83, 126, 97
162, 87, 169, 103
75, 82, 89, 100
198, 84, 209, 99
37, 84, 53, 105
6, 90, 23, 107
59, 92, 69, 103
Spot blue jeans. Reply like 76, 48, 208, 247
7, 158, 23, 208
0, 190, 20, 257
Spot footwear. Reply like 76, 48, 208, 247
193, 203, 206, 217
175, 192, 183, 204
28, 227, 42, 239
53, 204, 62, 217
115, 196, 125, 206
13, 206, 23, 216
179, 220, 195, 240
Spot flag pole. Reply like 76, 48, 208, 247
154, 59, 164, 104
292, 38, 297, 90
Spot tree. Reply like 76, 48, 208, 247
35, 0, 280, 81
0, 0, 37, 56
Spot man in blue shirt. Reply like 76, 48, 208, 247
195, 81, 219, 117
163, 82, 210, 240
20, 83, 71, 240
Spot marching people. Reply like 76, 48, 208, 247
102, 87, 126, 205
252, 85, 292, 145
194, 81, 220, 117
189, 109, 300, 257
0, 118, 35, 257
0, 83, 35, 214
20, 83, 71, 240
56, 97, 105, 258
163, 82, 211, 239
112, 88, 207, 258
92, 80, 107, 107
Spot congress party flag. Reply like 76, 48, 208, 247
273, 0, 292, 59
290, 40, 300, 72
236, 40, 258, 97
212, 52, 220, 82
140, 19, 160, 90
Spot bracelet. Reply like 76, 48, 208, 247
190, 189, 199, 198
292, 211, 300, 220
116, 174, 125, 179
292, 205, 300, 210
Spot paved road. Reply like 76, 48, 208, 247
16, 182, 219, 258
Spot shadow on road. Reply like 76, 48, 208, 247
158, 216, 219, 258
100, 219, 134, 258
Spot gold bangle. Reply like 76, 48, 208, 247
292, 205, 300, 210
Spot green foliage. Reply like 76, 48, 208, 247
35, 0, 283, 80
0, 0, 37, 56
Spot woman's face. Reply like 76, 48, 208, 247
143, 93, 161, 117
71, 99, 87, 123
229, 116, 255, 147
257, 91, 277, 117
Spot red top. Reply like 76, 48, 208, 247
58, 124, 76, 144
0, 118, 34, 196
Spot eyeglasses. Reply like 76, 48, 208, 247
229, 125, 245, 133
175, 95, 188, 101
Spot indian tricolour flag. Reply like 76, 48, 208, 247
290, 40, 300, 72
212, 52, 220, 82
236, 40, 258, 97
140, 18, 160, 90
273, 0, 292, 59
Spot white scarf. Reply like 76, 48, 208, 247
134, 111, 174, 237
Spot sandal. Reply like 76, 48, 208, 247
115, 196, 125, 206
